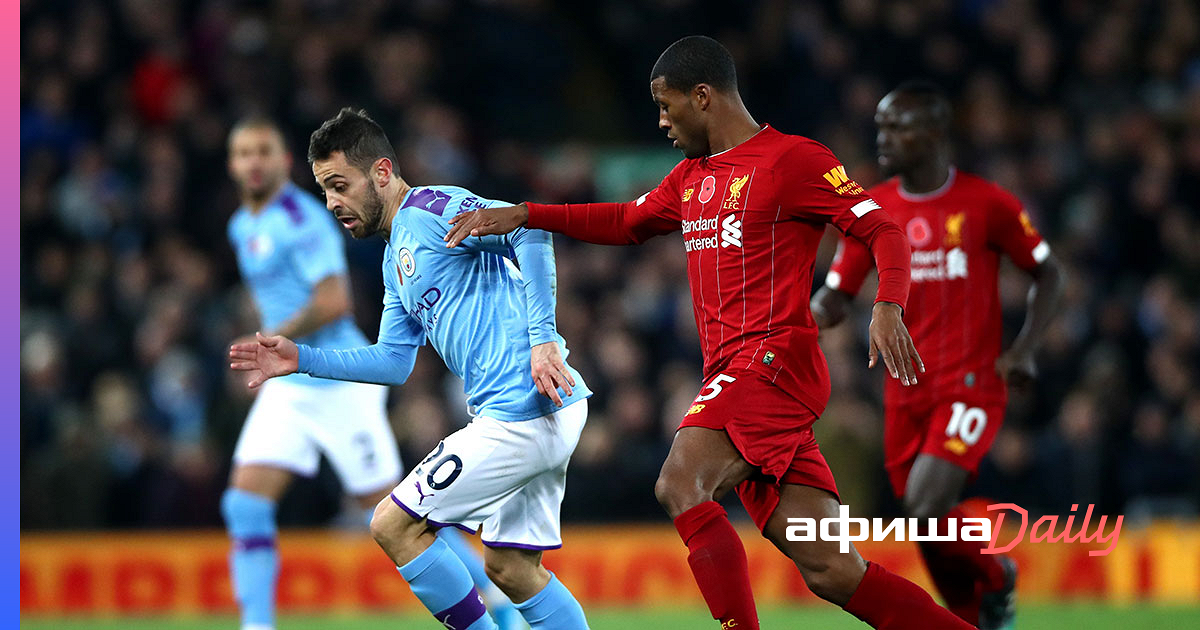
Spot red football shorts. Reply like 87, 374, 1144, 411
884, 394, 1006, 497
678, 369, 839, 531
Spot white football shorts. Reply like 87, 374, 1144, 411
233, 378, 400, 496
389, 399, 588, 550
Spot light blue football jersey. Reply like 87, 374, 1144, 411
297, 185, 590, 421
229, 182, 368, 384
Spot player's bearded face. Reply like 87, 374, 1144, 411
358, 179, 387, 237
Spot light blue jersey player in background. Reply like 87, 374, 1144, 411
230, 108, 592, 630
223, 117, 517, 630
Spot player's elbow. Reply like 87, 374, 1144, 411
383, 344, 418, 386
811, 288, 848, 329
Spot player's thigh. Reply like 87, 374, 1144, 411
916, 398, 1004, 479
903, 454, 969, 519
391, 417, 535, 532
476, 400, 588, 549
762, 484, 867, 589
481, 461, 565, 550
309, 381, 402, 497
232, 380, 321, 480
658, 426, 755, 508
229, 464, 294, 501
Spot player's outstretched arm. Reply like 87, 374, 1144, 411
868, 302, 924, 386
445, 204, 529, 247
229, 332, 300, 389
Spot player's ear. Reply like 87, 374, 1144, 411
373, 157, 393, 187
693, 84, 712, 111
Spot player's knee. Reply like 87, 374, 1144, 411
484, 555, 535, 596
368, 498, 415, 548
796, 554, 864, 605
654, 471, 707, 518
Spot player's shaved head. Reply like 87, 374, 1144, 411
884, 80, 952, 131
651, 36, 738, 94
308, 107, 399, 175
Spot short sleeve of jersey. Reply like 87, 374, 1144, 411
290, 208, 350, 284
378, 253, 426, 347
778, 139, 883, 232
985, 184, 1048, 272
826, 234, 874, 296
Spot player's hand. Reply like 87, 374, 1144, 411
530, 341, 575, 406
811, 286, 851, 329
868, 302, 925, 386
229, 332, 300, 389
444, 204, 529, 248
995, 347, 1036, 389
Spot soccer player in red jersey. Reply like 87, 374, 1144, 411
812, 82, 1065, 629
446, 37, 975, 630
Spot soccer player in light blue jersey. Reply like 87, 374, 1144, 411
230, 108, 592, 630
224, 117, 516, 630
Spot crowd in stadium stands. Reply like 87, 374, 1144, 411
21, 0, 1200, 529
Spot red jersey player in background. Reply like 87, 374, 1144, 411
812, 82, 1065, 629
447, 37, 975, 630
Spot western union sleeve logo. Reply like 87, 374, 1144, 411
822, 165, 865, 195
825, 164, 864, 194
823, 165, 850, 187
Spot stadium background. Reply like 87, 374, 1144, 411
19, 0, 1200, 627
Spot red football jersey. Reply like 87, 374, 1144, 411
527, 125, 909, 415
826, 168, 1049, 404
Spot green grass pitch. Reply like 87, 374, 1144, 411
22, 605, 1200, 630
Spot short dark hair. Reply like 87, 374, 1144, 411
307, 107, 399, 173
650, 36, 738, 94
891, 80, 952, 129
228, 115, 285, 146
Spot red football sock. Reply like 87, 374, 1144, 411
918, 539, 980, 622
673, 501, 759, 630
844, 561, 976, 629
916, 506, 1010, 622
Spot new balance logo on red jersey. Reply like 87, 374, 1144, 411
721, 214, 742, 248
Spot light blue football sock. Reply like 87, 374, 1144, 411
514, 572, 588, 630
220, 489, 279, 629
437, 528, 516, 607
398, 537, 497, 630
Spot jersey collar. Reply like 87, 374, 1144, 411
897, 167, 957, 201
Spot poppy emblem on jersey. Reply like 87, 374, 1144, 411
944, 212, 965, 247
399, 248, 416, 277
698, 175, 717, 204
906, 217, 932, 248
248, 234, 274, 259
